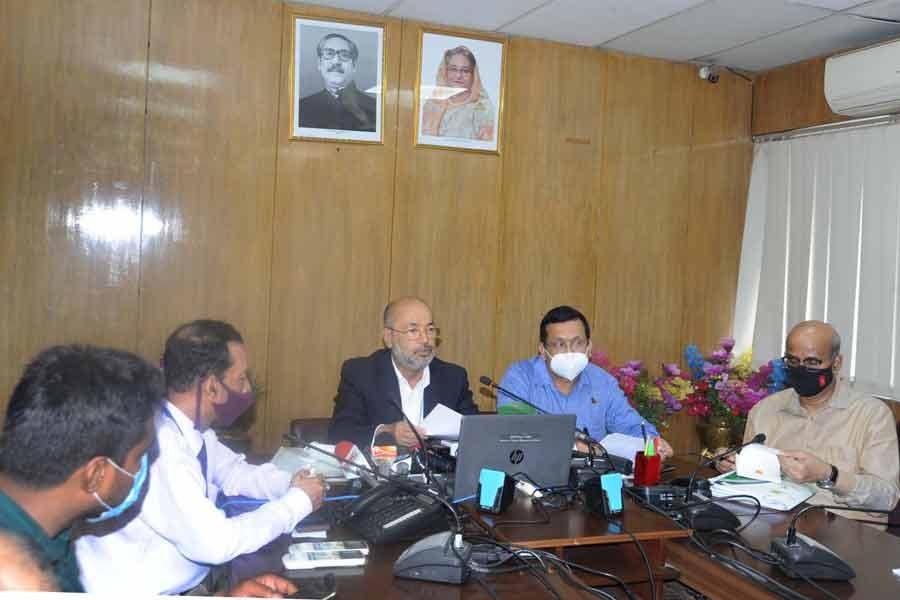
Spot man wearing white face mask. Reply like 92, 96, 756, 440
498, 306, 673, 459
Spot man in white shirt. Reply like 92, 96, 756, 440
76, 320, 324, 594
328, 297, 479, 449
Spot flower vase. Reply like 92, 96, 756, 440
698, 416, 733, 450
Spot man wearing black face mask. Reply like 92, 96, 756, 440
76, 320, 325, 594
716, 321, 899, 523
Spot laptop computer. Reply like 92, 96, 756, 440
451, 414, 576, 502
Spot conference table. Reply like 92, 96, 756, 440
663, 460, 900, 599
230, 458, 900, 599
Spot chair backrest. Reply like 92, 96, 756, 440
287, 417, 331, 445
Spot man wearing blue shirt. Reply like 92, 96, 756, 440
498, 305, 673, 459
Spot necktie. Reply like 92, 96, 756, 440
197, 440, 208, 496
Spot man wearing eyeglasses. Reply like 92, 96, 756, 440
715, 320, 899, 521
328, 297, 479, 450
298, 33, 376, 131
497, 306, 674, 459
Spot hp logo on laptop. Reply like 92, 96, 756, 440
509, 449, 525, 464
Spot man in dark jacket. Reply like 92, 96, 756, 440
328, 297, 479, 449
299, 33, 376, 131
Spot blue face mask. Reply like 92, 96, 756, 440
86, 453, 148, 523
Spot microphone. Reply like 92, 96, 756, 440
685, 433, 766, 501
480, 375, 624, 474
479, 375, 548, 416
383, 396, 442, 493
335, 441, 379, 487
771, 504, 893, 580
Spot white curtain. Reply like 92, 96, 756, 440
734, 124, 900, 396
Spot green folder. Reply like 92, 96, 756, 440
497, 401, 538, 415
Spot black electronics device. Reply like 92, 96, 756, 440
627, 485, 740, 531
769, 504, 892, 581
770, 533, 855, 581
337, 482, 446, 544
393, 531, 472, 584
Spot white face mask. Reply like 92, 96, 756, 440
547, 351, 589, 381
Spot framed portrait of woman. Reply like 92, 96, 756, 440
414, 30, 506, 153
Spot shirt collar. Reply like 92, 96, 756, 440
0, 489, 71, 563
163, 400, 206, 454
782, 377, 851, 416
391, 357, 430, 392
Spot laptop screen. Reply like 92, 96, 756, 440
452, 414, 576, 501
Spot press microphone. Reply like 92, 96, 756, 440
771, 504, 893, 580
383, 396, 442, 492
685, 433, 766, 501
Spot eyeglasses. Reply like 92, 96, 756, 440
388, 325, 440, 340
446, 65, 472, 76
544, 337, 589, 354
320, 48, 354, 62
782, 354, 829, 369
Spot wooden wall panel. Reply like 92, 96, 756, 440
136, 0, 283, 445
0, 0, 149, 411
265, 5, 401, 450
595, 54, 694, 372
752, 57, 847, 136
491, 39, 605, 399
390, 22, 505, 409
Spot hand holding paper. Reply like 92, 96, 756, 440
736, 443, 782, 482
422, 404, 462, 440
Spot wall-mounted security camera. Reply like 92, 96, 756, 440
698, 65, 719, 84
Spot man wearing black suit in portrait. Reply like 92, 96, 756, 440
299, 33, 376, 132
328, 297, 479, 450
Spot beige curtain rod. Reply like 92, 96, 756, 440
753, 114, 900, 143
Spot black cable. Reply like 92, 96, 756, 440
541, 554, 637, 600
465, 536, 562, 599
473, 572, 500, 600
613, 519, 656, 600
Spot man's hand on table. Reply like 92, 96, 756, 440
291, 469, 326, 511
224, 573, 297, 597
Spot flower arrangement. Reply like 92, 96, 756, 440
590, 353, 693, 430
681, 337, 786, 430
590, 338, 786, 433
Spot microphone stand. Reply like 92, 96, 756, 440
771, 504, 893, 580
685, 433, 767, 502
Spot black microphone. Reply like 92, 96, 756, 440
479, 375, 548, 415
480, 375, 624, 473
685, 433, 766, 501
383, 396, 443, 493
771, 504, 893, 580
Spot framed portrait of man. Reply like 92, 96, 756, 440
414, 30, 506, 154
291, 16, 384, 143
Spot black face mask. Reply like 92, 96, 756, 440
787, 365, 834, 397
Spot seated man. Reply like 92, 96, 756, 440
716, 320, 900, 522
77, 320, 325, 594
498, 305, 673, 459
329, 297, 479, 449
0, 345, 159, 592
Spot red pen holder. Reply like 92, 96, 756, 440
633, 451, 661, 486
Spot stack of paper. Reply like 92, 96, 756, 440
710, 471, 815, 511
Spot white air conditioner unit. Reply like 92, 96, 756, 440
825, 38, 900, 118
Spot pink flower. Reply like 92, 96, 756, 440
710, 349, 731, 362
591, 351, 610, 369
620, 367, 640, 378
719, 337, 735, 352
662, 363, 681, 377
703, 363, 727, 376
627, 360, 643, 371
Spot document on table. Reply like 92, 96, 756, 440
710, 471, 814, 511
599, 433, 647, 461
270, 443, 359, 479
423, 404, 462, 440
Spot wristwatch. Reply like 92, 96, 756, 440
817, 464, 839, 489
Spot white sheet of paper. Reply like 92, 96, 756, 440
736, 443, 781, 482
422, 404, 462, 439
599, 433, 647, 461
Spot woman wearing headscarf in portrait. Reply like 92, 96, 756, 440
421, 46, 495, 141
